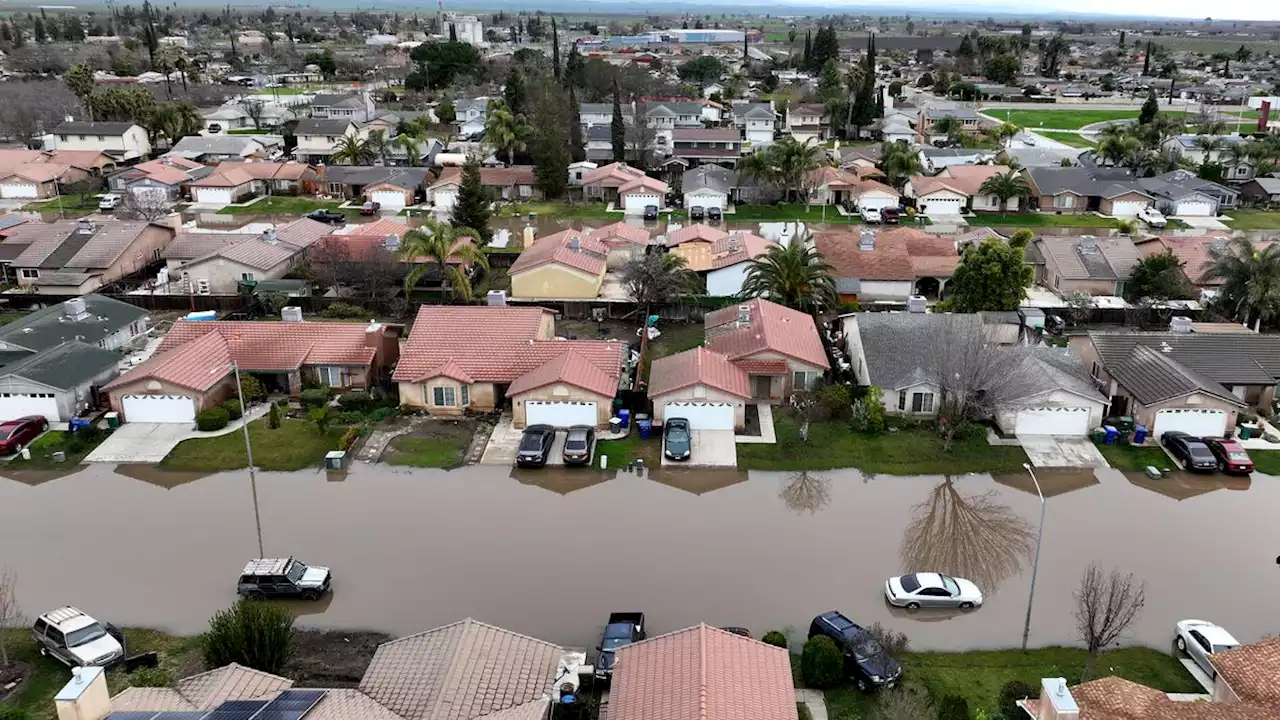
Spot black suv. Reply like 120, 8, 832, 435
516, 424, 557, 467
238, 557, 332, 600
1160, 431, 1218, 473
808, 611, 902, 691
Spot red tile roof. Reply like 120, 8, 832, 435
1, 163, 72, 183
1145, 235, 1254, 286
432, 166, 536, 189
611, 624, 797, 720
709, 232, 771, 270
814, 227, 958, 281
936, 164, 1015, 195
507, 349, 620, 397
666, 223, 729, 248
733, 359, 789, 374
705, 298, 828, 369
619, 175, 669, 195
909, 175, 969, 198
587, 222, 650, 246
581, 162, 646, 187
1210, 636, 1280, 707
649, 347, 750, 398
508, 229, 607, 276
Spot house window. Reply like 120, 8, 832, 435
793, 371, 815, 390
241, 272, 255, 281
328, 182, 342, 194
911, 392, 935, 413
460, 385, 470, 407
315, 366, 344, 388
432, 386, 457, 407
59, 135, 68, 142
196, 279, 210, 295
97, 135, 105, 141
1090, 362, 1100, 379
20, 269, 38, 279
1054, 194, 1075, 209
898, 390, 907, 411
78, 135, 86, 140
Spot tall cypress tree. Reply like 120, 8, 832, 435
1142, 41, 1152, 75
803, 30, 811, 70
742, 31, 748, 62
611, 80, 626, 163
450, 156, 492, 244
567, 86, 585, 163
551, 16, 561, 80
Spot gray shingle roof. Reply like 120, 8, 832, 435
168, 135, 267, 156
1090, 331, 1280, 400
295, 118, 356, 135
311, 93, 364, 108
0, 294, 146, 353
1035, 235, 1141, 281
683, 164, 734, 194
853, 312, 983, 391
0, 340, 121, 390
54, 121, 138, 135
1025, 167, 1146, 198
1138, 170, 1238, 201
323, 166, 431, 188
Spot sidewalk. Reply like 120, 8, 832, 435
736, 403, 777, 444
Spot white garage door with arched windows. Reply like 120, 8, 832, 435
1110, 200, 1148, 216
193, 187, 234, 206
663, 401, 735, 431
122, 395, 196, 424
525, 400, 597, 428
370, 190, 406, 211
1014, 406, 1092, 437
1153, 408, 1227, 438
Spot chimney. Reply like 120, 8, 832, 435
736, 304, 751, 327
1037, 678, 1079, 720
281, 306, 303, 322
382, 234, 401, 251
54, 666, 110, 720
858, 231, 875, 251
262, 228, 278, 244
523, 225, 536, 248
569, 235, 581, 251
364, 322, 383, 349
63, 297, 89, 321
1170, 315, 1193, 333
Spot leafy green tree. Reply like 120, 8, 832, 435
761, 631, 788, 648
1139, 89, 1159, 125
64, 63, 96, 121
676, 55, 725, 84
800, 635, 843, 689
530, 83, 571, 199
407, 41, 481, 90
551, 16, 560, 80
484, 100, 532, 169
809, 24, 839, 71
365, 129, 393, 165
436, 97, 456, 125
999, 681, 1037, 719
1203, 237, 1280, 330
1126, 249, 1194, 302
502, 67, 526, 117
202, 599, 295, 674
978, 170, 1032, 212
331, 135, 373, 165
449, 156, 492, 244
267, 402, 281, 429
565, 44, 585, 88
397, 219, 488, 299
948, 231, 1034, 312
984, 54, 1020, 84
621, 252, 697, 308
741, 240, 839, 314
817, 59, 843, 101
880, 140, 922, 188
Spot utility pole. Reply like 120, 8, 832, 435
1020, 461, 1046, 651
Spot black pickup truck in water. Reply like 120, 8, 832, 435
594, 612, 645, 682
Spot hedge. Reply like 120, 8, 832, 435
197, 407, 230, 431
222, 398, 243, 420
299, 388, 330, 408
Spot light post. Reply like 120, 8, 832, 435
217, 361, 264, 556
1021, 461, 1046, 650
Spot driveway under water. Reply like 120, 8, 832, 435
0, 463, 1273, 653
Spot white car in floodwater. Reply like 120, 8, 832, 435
885, 573, 983, 610
1175, 619, 1239, 678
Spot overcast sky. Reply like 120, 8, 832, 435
805, 0, 1274, 21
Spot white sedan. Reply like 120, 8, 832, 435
884, 573, 983, 610
1175, 619, 1239, 678
1138, 206, 1168, 228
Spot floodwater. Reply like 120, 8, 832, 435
1, 463, 1276, 653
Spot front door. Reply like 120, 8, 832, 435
754, 376, 772, 399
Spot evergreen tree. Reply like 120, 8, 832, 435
1142, 41, 1152, 75
449, 156, 492, 244
566, 43, 584, 88
810, 25, 839, 71
848, 34, 879, 138
743, 32, 748, 61
32, 16, 45, 42
1118, 30, 1126, 49
802, 30, 811, 70
611, 80, 626, 162
503, 67, 526, 117
531, 90, 571, 199
1139, 89, 1159, 124
551, 16, 560, 80
449, 22, 457, 42
0, 22, 10, 44
567, 86, 585, 163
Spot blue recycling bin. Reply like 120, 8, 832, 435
1103, 425, 1118, 444
68, 417, 91, 432
1133, 424, 1149, 444
637, 419, 653, 440
618, 409, 631, 429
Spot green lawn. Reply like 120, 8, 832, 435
1248, 450, 1280, 476
22, 196, 102, 212
965, 212, 1119, 228
216, 197, 346, 215
1223, 210, 1280, 230
228, 128, 275, 135
6, 430, 109, 469
737, 416, 1028, 474
729, 203, 862, 224
643, 322, 706, 380
1094, 441, 1171, 471
598, 432, 663, 469
382, 423, 475, 468
994, 109, 1187, 130
1036, 131, 1097, 148
494, 201, 620, 221
161, 419, 344, 471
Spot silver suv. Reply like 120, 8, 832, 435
32, 606, 125, 667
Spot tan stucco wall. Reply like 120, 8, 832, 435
1050, 274, 1119, 296
1099, 192, 1151, 214
511, 383, 612, 428
510, 264, 603, 299
606, 246, 636, 269
738, 350, 826, 400
99, 225, 174, 284
398, 381, 498, 415
651, 385, 748, 427
107, 375, 237, 421
1132, 393, 1240, 434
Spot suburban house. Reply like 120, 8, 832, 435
808, 166, 895, 208
0, 148, 118, 178
644, 101, 711, 147
454, 97, 491, 138
105, 316, 399, 422
1071, 327, 1280, 437
670, 127, 742, 168
188, 161, 318, 205
308, 92, 376, 122
814, 227, 959, 302
666, 224, 772, 294
1023, 167, 1153, 215
583, 125, 624, 163
1132, 234, 1239, 293
583, 221, 651, 268
731, 101, 777, 146
917, 147, 997, 173
166, 135, 274, 164
683, 164, 735, 211
618, 175, 669, 214
52, 120, 151, 163
0, 162, 87, 201
1238, 176, 1280, 206
784, 103, 826, 142
509, 229, 608, 299
1162, 134, 1254, 182
428, 166, 538, 210
904, 175, 970, 216
581, 162, 648, 204
649, 347, 752, 429
394, 306, 624, 427
166, 218, 332, 295
161, 231, 258, 273
610, 625, 798, 720
107, 156, 211, 200
1138, 169, 1240, 216
0, 295, 148, 422
1033, 234, 1141, 296
581, 101, 633, 127
875, 114, 916, 144
704, 298, 829, 402
917, 107, 980, 142
933, 164, 1021, 212
322, 166, 431, 208
294, 118, 361, 164
838, 144, 884, 171
6, 218, 176, 295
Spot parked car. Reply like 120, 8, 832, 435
516, 424, 556, 467
237, 557, 332, 600
1175, 619, 1239, 678
860, 206, 882, 223
97, 195, 120, 212
360, 201, 381, 216
707, 206, 722, 221
32, 607, 125, 668
307, 209, 346, 224
690, 205, 705, 220
0, 415, 49, 455
1138, 206, 1168, 228
808, 611, 902, 692
884, 573, 983, 610
643, 205, 659, 221
1161, 431, 1218, 472
1201, 437, 1254, 474
562, 425, 596, 466
594, 612, 645, 682
880, 207, 901, 224
663, 417, 691, 461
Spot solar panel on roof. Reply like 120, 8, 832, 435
254, 690, 325, 720
106, 713, 162, 720
212, 701, 269, 712
151, 713, 209, 720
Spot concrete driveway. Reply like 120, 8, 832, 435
663, 429, 737, 468
1020, 435, 1109, 469
480, 414, 522, 465
1175, 215, 1230, 231
85, 423, 199, 463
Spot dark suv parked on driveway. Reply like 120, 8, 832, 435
808, 611, 902, 691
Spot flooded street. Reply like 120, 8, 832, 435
1, 463, 1275, 653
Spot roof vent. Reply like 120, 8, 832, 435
737, 304, 751, 327
1077, 236, 1098, 253
382, 234, 401, 251
76, 218, 95, 234
569, 235, 580, 251
1170, 316, 1193, 333
281, 306, 303, 323
1208, 236, 1228, 253
63, 297, 89, 321
262, 228, 278, 244
859, 231, 876, 251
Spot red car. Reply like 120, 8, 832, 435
0, 415, 49, 454
1202, 437, 1254, 474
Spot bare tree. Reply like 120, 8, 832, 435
243, 98, 267, 130
900, 479, 1035, 594
0, 567, 24, 667
1073, 563, 1147, 681
929, 315, 1035, 450
307, 240, 408, 306
779, 471, 831, 514
627, 101, 658, 170
0, 79, 79, 145
117, 191, 173, 222
1060, 290, 1093, 328
870, 688, 934, 720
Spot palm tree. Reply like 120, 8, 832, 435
394, 133, 423, 166
1202, 237, 1280, 331
397, 219, 490, 301
484, 101, 532, 169
978, 170, 1032, 212
992, 122, 1023, 148
880, 140, 922, 188
740, 238, 838, 314
769, 136, 826, 203
738, 150, 779, 200
365, 129, 393, 165
331, 135, 373, 165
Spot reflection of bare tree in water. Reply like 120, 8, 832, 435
780, 472, 832, 514
900, 479, 1035, 594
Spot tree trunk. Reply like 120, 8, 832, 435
1081, 650, 1099, 682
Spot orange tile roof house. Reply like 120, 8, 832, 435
6, 217, 177, 295
925, 164, 1022, 212
394, 306, 623, 427
189, 161, 318, 205
581, 161, 648, 202
0, 149, 117, 199
1133, 235, 1254, 289
665, 225, 773, 296
648, 347, 752, 428
430, 165, 540, 205
104, 317, 399, 422
611, 624, 798, 720
107, 155, 211, 199
509, 229, 610, 300
814, 227, 959, 302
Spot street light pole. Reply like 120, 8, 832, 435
231, 361, 264, 557
1021, 461, 1046, 650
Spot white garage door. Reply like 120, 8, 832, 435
1175, 201, 1214, 217
663, 402, 735, 430
525, 400, 597, 428
623, 193, 660, 213
684, 191, 726, 211
1110, 200, 1147, 216
0, 394, 59, 423
0, 183, 38, 199
859, 194, 897, 211
371, 190, 406, 210
131, 186, 168, 202
122, 394, 196, 424
921, 197, 964, 214
1015, 406, 1091, 437
1154, 408, 1227, 438
194, 187, 233, 206
433, 189, 458, 211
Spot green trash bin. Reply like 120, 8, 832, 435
1239, 424, 1256, 440
1091, 427, 1106, 444
105, 412, 120, 429
1116, 415, 1135, 433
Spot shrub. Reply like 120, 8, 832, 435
337, 410, 365, 424
339, 426, 361, 451
866, 622, 910, 657
197, 407, 230, 431
267, 402, 281, 429
796, 703, 812, 720
239, 374, 267, 402
321, 301, 368, 319
309, 407, 330, 435
852, 385, 887, 434
299, 388, 330, 408
0, 707, 29, 720
368, 407, 397, 423
999, 680, 1037, 719
761, 630, 789, 649
202, 599, 296, 675
936, 695, 969, 720
819, 383, 853, 421
222, 398, 243, 421
129, 666, 173, 687
337, 390, 370, 412
799, 635, 843, 689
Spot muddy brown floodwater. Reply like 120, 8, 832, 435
1, 464, 1276, 652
